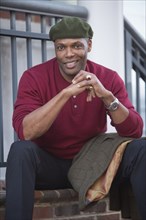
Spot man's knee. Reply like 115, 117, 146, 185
127, 139, 146, 175
8, 140, 38, 161
119, 138, 146, 177
128, 138, 146, 158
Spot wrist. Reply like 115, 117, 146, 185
62, 88, 73, 100
101, 92, 120, 112
101, 92, 115, 106
105, 98, 120, 111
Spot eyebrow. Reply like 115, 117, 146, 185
55, 41, 85, 46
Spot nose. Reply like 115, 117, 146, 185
65, 47, 74, 57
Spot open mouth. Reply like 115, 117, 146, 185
64, 60, 78, 69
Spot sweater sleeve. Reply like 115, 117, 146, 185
107, 72, 143, 138
111, 109, 143, 137
13, 70, 44, 140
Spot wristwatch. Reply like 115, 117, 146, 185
106, 98, 120, 111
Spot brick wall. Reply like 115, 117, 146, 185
0, 180, 123, 220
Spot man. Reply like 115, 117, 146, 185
5, 17, 146, 220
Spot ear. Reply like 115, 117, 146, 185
88, 39, 92, 52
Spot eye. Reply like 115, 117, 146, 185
73, 43, 84, 49
56, 45, 65, 51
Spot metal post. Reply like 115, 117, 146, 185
41, 15, 47, 62
26, 13, 32, 68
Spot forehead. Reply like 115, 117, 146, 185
54, 38, 87, 45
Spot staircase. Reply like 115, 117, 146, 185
0, 180, 122, 220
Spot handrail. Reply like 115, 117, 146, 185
0, 0, 88, 19
124, 18, 146, 53
124, 18, 146, 81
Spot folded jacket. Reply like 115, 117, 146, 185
68, 133, 133, 210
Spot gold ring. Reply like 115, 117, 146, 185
89, 86, 93, 90
86, 75, 91, 80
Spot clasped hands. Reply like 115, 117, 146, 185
71, 70, 108, 102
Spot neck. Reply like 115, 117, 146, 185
59, 68, 77, 83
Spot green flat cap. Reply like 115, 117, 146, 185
49, 17, 93, 41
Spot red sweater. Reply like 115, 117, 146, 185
13, 58, 143, 158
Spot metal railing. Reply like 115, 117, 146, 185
0, 1, 88, 167
124, 18, 146, 136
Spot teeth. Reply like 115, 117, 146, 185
66, 61, 76, 68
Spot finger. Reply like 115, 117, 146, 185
86, 74, 92, 80
86, 91, 92, 102
90, 87, 96, 98
72, 75, 84, 84
88, 86, 93, 90
72, 71, 92, 84
86, 86, 96, 102
72, 71, 84, 84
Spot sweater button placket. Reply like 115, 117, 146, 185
72, 96, 78, 112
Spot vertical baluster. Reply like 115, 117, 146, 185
145, 83, 146, 136
136, 70, 140, 113
10, 11, 18, 142
0, 57, 4, 164
124, 30, 133, 102
26, 13, 32, 68
10, 11, 18, 104
41, 15, 47, 62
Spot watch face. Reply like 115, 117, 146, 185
112, 103, 118, 109
108, 98, 119, 111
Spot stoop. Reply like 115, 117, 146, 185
0, 180, 122, 220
